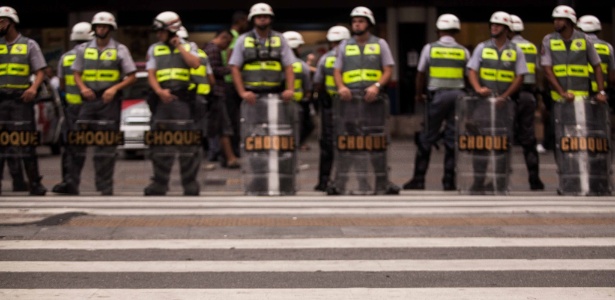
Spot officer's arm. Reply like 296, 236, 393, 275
284, 65, 294, 94
467, 69, 481, 93
501, 75, 523, 99
593, 63, 605, 93
172, 37, 200, 69
230, 65, 245, 94
333, 68, 345, 90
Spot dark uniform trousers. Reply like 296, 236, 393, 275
59, 104, 82, 186
71, 92, 122, 194
0, 94, 44, 188
148, 91, 201, 191
513, 89, 541, 183
317, 92, 335, 187
414, 89, 464, 184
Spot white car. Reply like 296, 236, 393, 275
119, 71, 151, 158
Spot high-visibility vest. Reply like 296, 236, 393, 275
188, 48, 211, 96
241, 31, 283, 92
548, 30, 590, 101
290, 59, 306, 101
589, 39, 612, 92
322, 48, 338, 96
81, 40, 122, 91
341, 35, 383, 90
61, 47, 82, 104
478, 39, 518, 95
428, 42, 466, 89
152, 42, 192, 90
513, 36, 537, 85
0, 35, 33, 90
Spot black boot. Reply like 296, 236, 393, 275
524, 145, 544, 191
12, 179, 29, 192
144, 182, 168, 196
52, 182, 79, 195
442, 146, 456, 191
29, 176, 47, 196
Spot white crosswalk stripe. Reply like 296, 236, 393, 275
1, 196, 614, 299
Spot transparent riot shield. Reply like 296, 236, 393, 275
0, 120, 40, 194
456, 96, 514, 195
331, 91, 390, 195
553, 98, 612, 196
144, 119, 203, 195
240, 93, 299, 196
67, 120, 123, 195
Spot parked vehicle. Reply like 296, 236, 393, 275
119, 70, 151, 158
34, 78, 63, 155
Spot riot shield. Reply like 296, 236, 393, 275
68, 120, 123, 194
553, 98, 612, 196
145, 119, 202, 195
0, 120, 39, 194
240, 93, 299, 196
456, 96, 514, 195
330, 91, 390, 195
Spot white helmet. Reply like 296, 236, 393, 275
510, 15, 524, 32
283, 31, 304, 49
489, 11, 512, 29
153, 11, 182, 33
0, 6, 19, 24
350, 6, 375, 25
248, 3, 274, 21
577, 15, 601, 33
552, 5, 577, 24
436, 14, 460, 30
70, 22, 93, 41
176, 26, 188, 38
91, 11, 117, 30
326, 26, 350, 42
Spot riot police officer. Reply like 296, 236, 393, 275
312, 25, 350, 192
576, 15, 615, 97
0, 6, 47, 195
403, 14, 470, 191
144, 12, 203, 196
72, 11, 137, 195
509, 14, 545, 190
52, 22, 93, 195
466, 11, 528, 193
229, 3, 297, 195
331, 6, 400, 195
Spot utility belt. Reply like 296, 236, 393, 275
0, 89, 24, 100
92, 88, 124, 99
169, 86, 195, 102
520, 84, 537, 93
245, 86, 284, 94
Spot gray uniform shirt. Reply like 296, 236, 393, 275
57, 43, 86, 78
539, 30, 601, 67
417, 35, 471, 91
228, 29, 295, 68
72, 38, 137, 77
467, 38, 529, 76
333, 35, 395, 70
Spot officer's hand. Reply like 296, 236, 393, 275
158, 89, 177, 104
81, 88, 95, 101
562, 92, 575, 102
364, 85, 379, 102
169, 36, 180, 48
494, 96, 508, 108
21, 87, 37, 102
281, 89, 294, 102
102, 87, 117, 104
595, 92, 608, 103
240, 90, 257, 104
476, 86, 491, 97
415, 94, 426, 103
338, 86, 352, 101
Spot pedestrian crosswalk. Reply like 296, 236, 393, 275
1, 196, 614, 299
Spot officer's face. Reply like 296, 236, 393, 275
93, 24, 112, 39
490, 23, 507, 38
351, 17, 369, 35
553, 18, 568, 33
155, 30, 170, 42
253, 15, 271, 30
